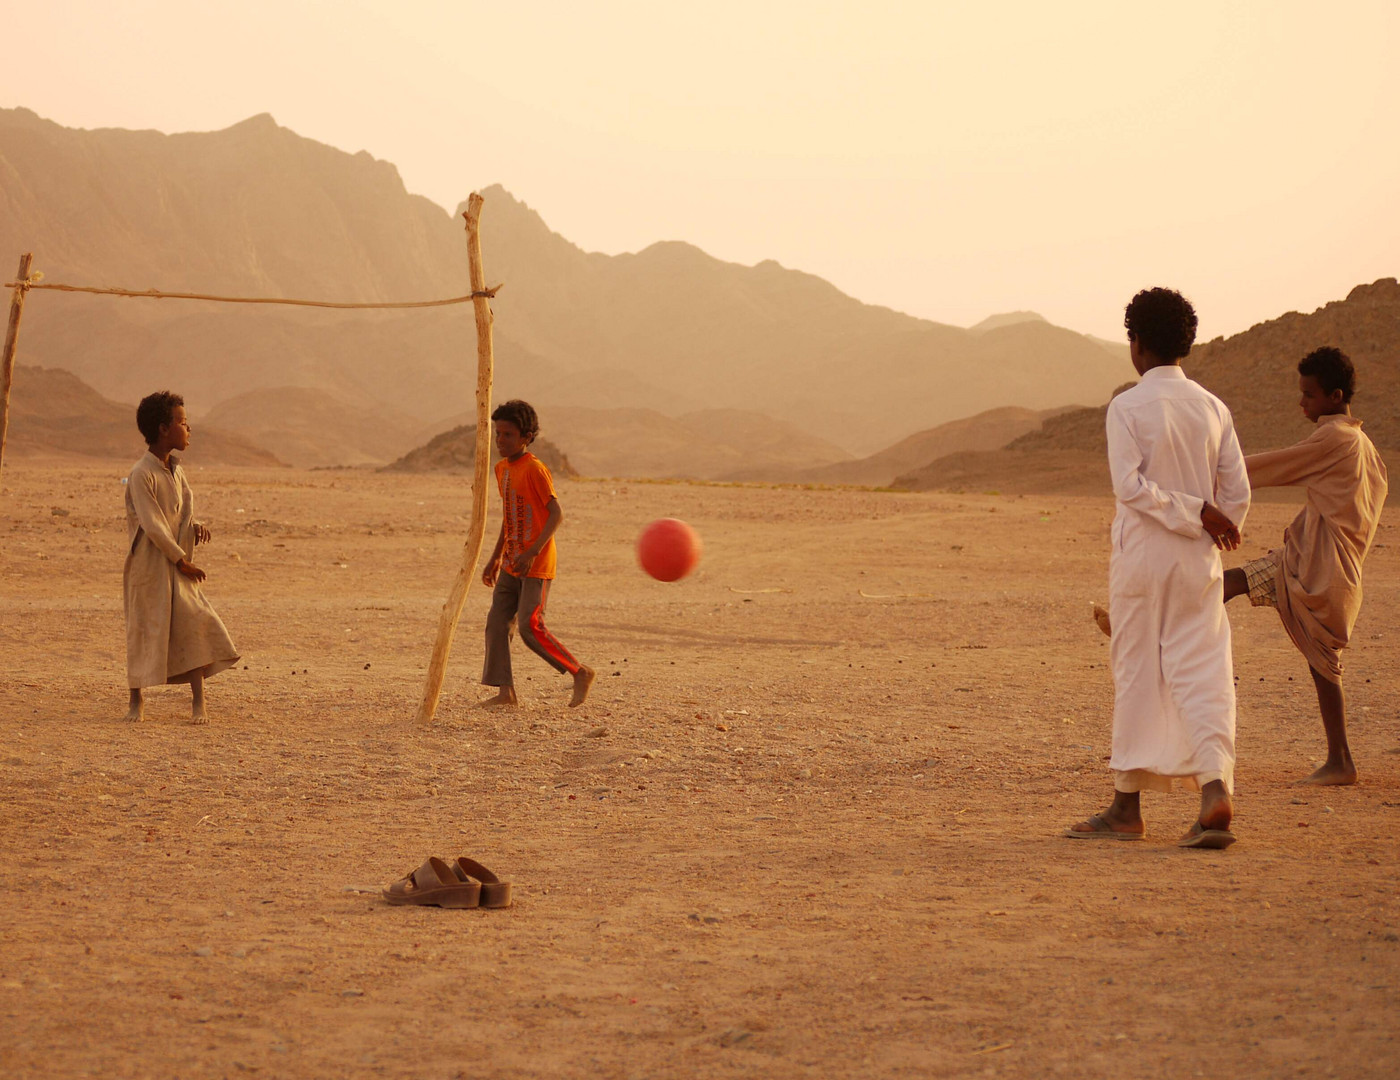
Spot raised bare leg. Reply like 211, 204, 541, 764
569, 665, 596, 707
1301, 666, 1356, 785
190, 672, 209, 725
122, 688, 144, 723
480, 685, 518, 708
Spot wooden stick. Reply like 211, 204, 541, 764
0, 280, 495, 310
0, 253, 34, 483
415, 194, 495, 726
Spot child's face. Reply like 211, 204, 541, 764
159, 405, 192, 451
1298, 374, 1344, 423
493, 419, 530, 459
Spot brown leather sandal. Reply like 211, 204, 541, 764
452, 857, 512, 908
383, 857, 482, 907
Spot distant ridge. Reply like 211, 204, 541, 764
895, 279, 1400, 494
5, 366, 284, 466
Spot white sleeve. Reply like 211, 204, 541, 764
1214, 408, 1251, 533
1106, 402, 1205, 538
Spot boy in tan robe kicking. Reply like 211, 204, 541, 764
123, 391, 240, 724
1225, 348, 1388, 785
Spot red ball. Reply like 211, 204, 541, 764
637, 518, 702, 582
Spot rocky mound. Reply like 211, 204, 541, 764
383, 425, 577, 478
4, 366, 284, 466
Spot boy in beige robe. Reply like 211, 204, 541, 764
123, 391, 240, 724
1224, 348, 1388, 785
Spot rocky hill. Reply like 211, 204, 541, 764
3, 366, 283, 466
383, 425, 576, 478
895, 279, 1400, 494
1, 106, 1132, 466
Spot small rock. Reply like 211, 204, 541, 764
193, 947, 213, 957
641, 750, 656, 759
50, 507, 70, 517
585, 726, 608, 738
719, 1029, 753, 1048
1323, 806, 1334, 814
342, 988, 364, 997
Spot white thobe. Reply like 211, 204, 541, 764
1106, 366, 1251, 793
124, 452, 240, 688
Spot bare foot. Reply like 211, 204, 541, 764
480, 688, 518, 708
190, 707, 210, 726
1300, 760, 1358, 786
123, 690, 144, 723
1092, 604, 1112, 638
569, 666, 596, 708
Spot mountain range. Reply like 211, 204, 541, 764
0, 106, 1131, 468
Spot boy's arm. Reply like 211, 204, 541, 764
1106, 404, 1207, 539
1214, 411, 1251, 538
1246, 429, 1331, 490
130, 471, 192, 564
482, 521, 506, 587
510, 498, 563, 577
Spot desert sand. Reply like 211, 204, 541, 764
1, 459, 1396, 1079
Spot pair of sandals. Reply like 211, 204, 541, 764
383, 856, 513, 908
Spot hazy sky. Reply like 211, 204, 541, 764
5, 1, 1397, 340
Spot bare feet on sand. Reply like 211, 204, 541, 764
1092, 604, 1112, 638
1300, 759, 1358, 786
569, 666, 596, 708
122, 700, 144, 723
480, 687, 518, 708
190, 706, 210, 726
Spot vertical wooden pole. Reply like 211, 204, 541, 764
415, 195, 495, 725
0, 253, 35, 483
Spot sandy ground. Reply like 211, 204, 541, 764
1, 459, 1397, 1080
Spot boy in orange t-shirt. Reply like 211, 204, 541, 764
480, 399, 595, 708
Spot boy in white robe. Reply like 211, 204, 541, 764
123, 391, 239, 724
1067, 288, 1250, 849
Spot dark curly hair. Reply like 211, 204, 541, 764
490, 399, 539, 443
1124, 288, 1198, 361
136, 390, 184, 446
1298, 347, 1355, 403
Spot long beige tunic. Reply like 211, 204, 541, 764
124, 452, 240, 688
1245, 415, 1388, 684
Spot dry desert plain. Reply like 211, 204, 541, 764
1, 458, 1397, 1080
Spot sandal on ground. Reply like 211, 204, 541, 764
452, 857, 513, 908
1178, 822, 1237, 850
1063, 813, 1144, 841
383, 857, 482, 907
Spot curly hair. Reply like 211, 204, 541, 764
1298, 347, 1355, 403
136, 391, 184, 446
1123, 288, 1198, 361
490, 399, 540, 442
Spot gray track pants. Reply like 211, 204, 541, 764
482, 572, 580, 686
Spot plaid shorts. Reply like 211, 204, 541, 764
1243, 549, 1282, 608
